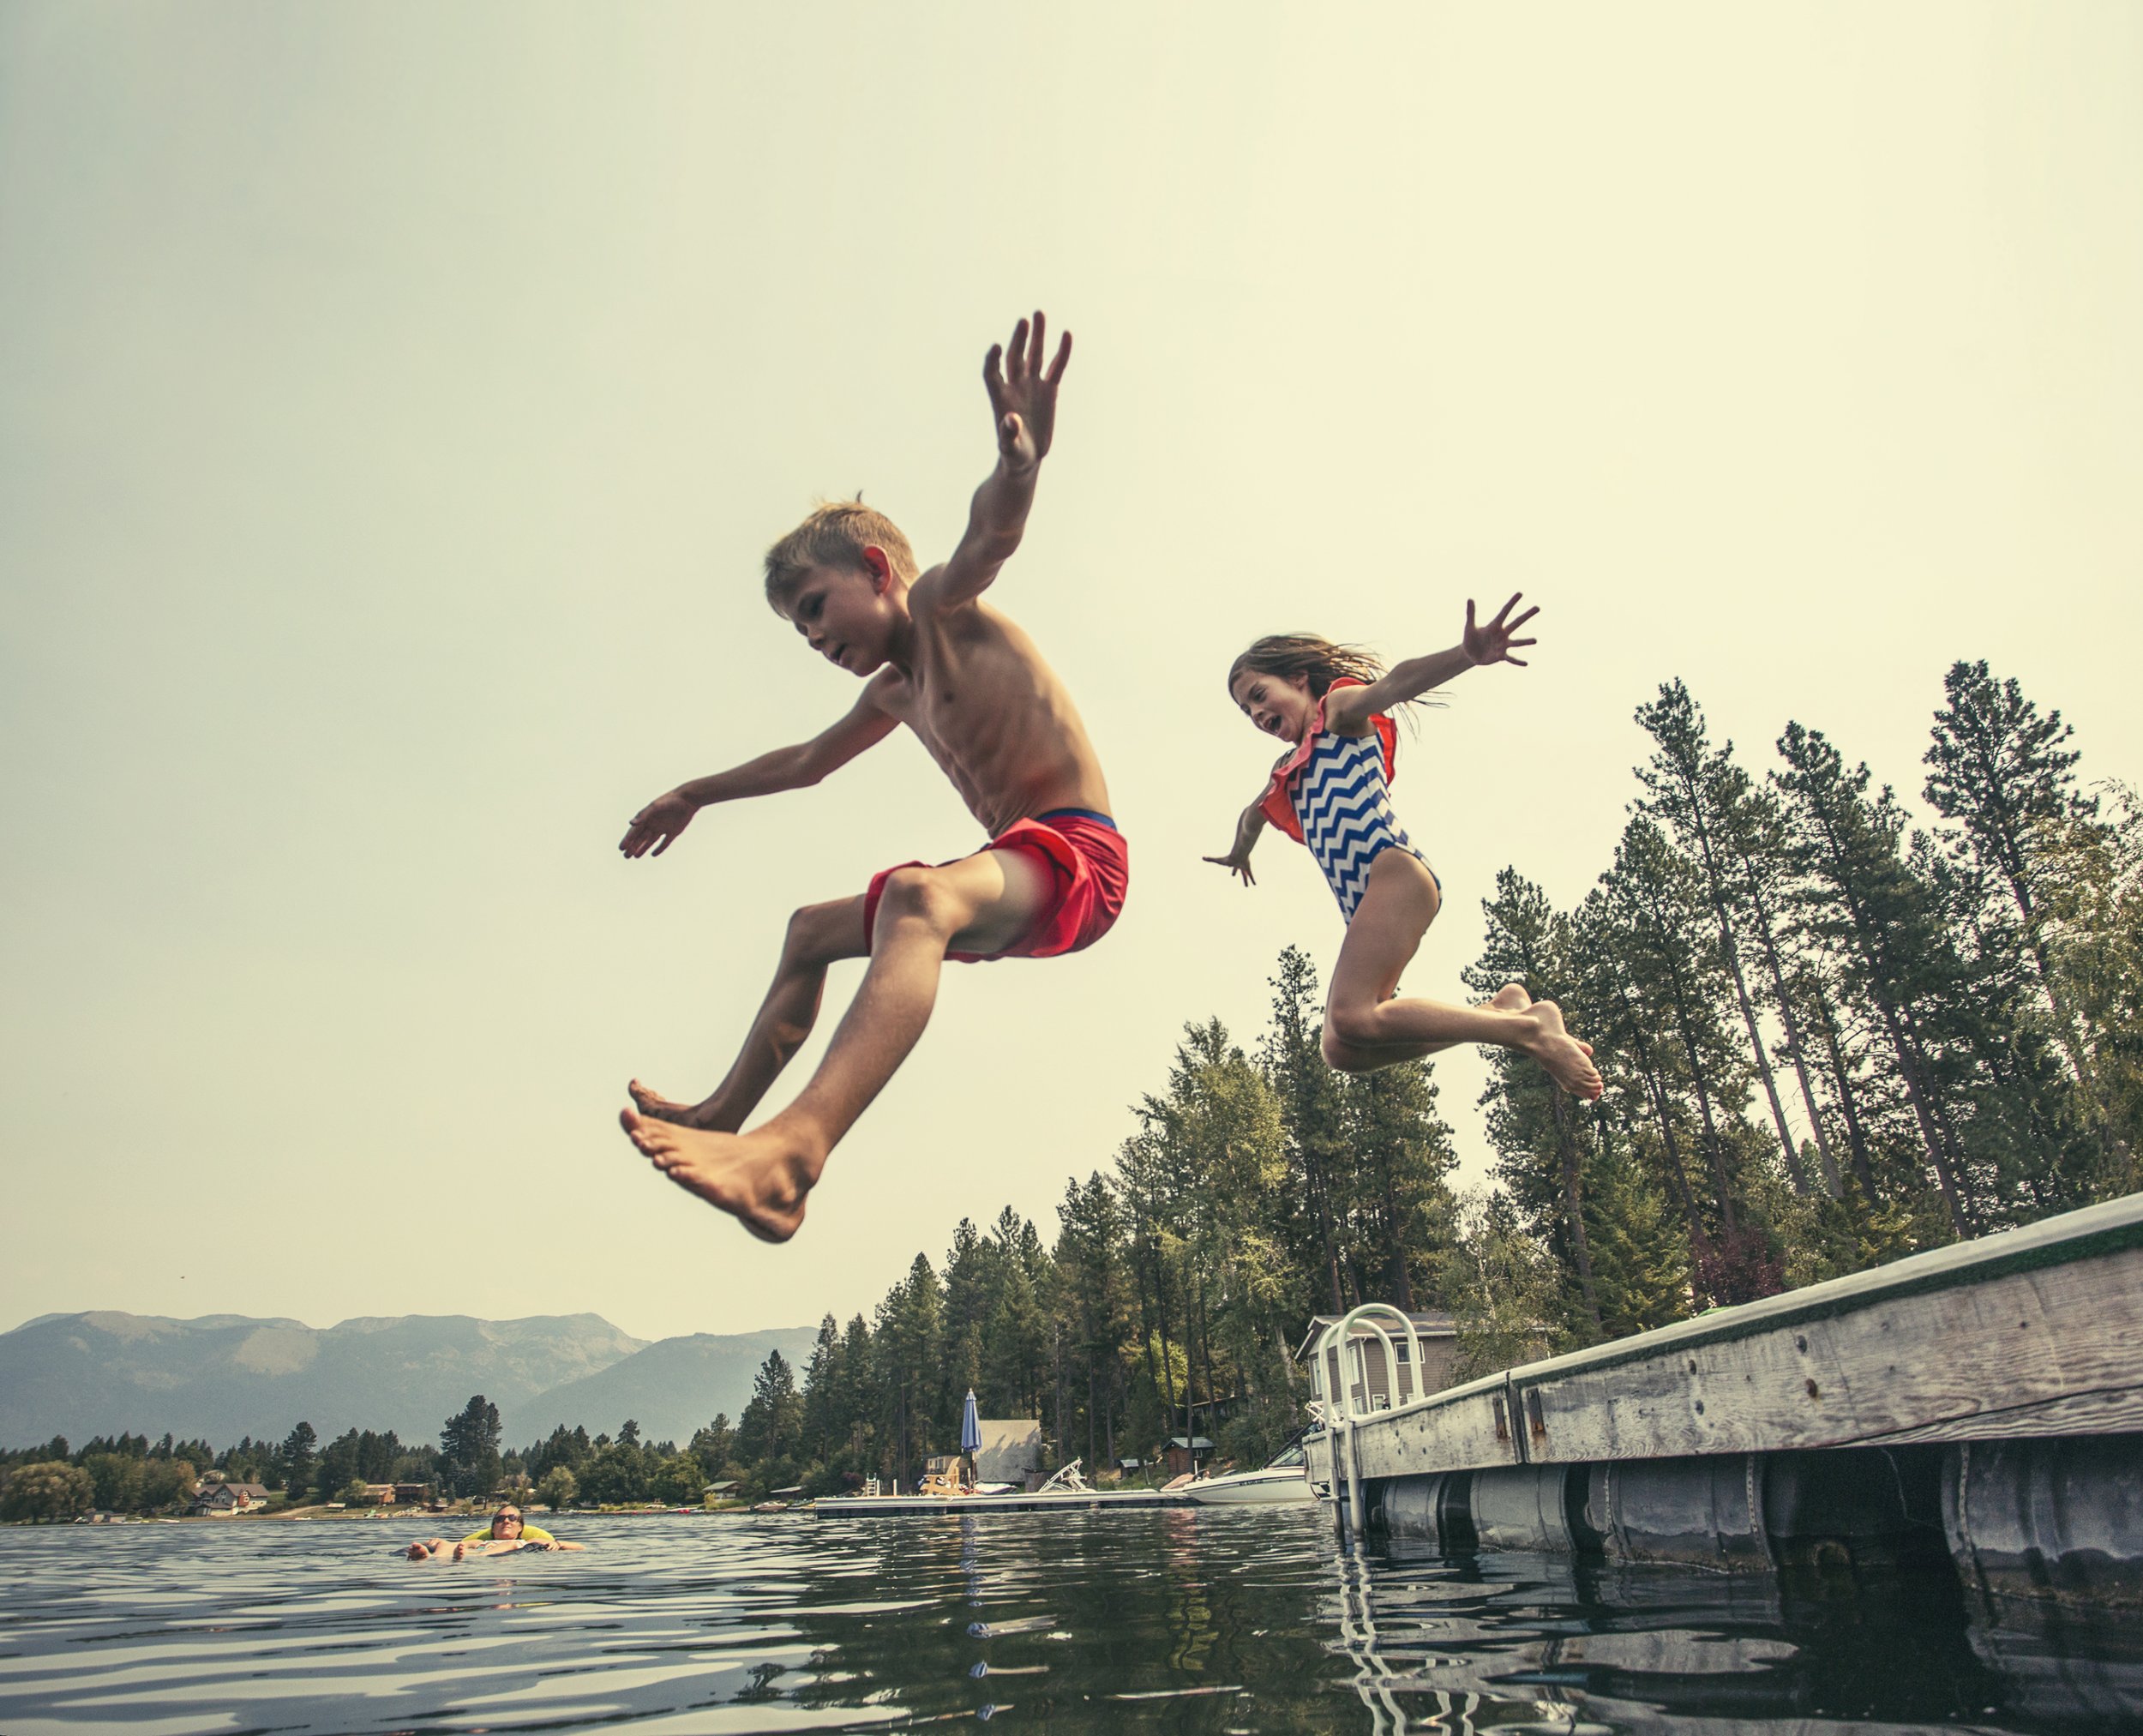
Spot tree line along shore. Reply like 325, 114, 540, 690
7, 662, 2134, 1520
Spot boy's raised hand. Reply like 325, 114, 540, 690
983, 310, 1072, 472
1462, 593, 1540, 668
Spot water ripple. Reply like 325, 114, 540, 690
0, 1509, 2131, 1732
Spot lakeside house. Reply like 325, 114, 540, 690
189, 1482, 270, 1516
702, 1481, 739, 1508
341, 1482, 433, 1506
1295, 1311, 1460, 1412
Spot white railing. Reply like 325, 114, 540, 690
1310, 1304, 1425, 1539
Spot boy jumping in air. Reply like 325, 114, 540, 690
616, 313, 1123, 1243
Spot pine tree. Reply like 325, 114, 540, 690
439, 1397, 501, 1499
279, 1421, 317, 1499
1468, 870, 1605, 1335
1774, 723, 1974, 1234
1635, 682, 1810, 1192
1924, 660, 2113, 1159
2031, 780, 2143, 1191
1600, 824, 1750, 1242
799, 1316, 847, 1470
1339, 1060, 1458, 1314
1258, 946, 1353, 1314
736, 1349, 803, 1469
873, 1255, 943, 1488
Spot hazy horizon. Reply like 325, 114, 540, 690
4, 3, 2138, 1344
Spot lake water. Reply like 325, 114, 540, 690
1, 1507, 2136, 1733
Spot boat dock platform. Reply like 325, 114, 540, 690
1307, 1192, 2143, 1605
813, 1488, 1194, 1517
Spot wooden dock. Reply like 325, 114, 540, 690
813, 1488, 1193, 1517
1306, 1192, 2143, 1601
1312, 1190, 2143, 1487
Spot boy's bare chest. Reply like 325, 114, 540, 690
880, 628, 1055, 778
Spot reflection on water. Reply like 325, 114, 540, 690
0, 1508, 2132, 1733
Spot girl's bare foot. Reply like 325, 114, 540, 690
619, 1108, 817, 1242
1486, 982, 1531, 1012
1520, 1000, 1605, 1099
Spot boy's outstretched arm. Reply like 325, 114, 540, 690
620, 685, 898, 858
1324, 594, 1540, 735
935, 311, 1072, 609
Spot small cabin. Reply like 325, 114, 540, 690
701, 1481, 739, 1509
360, 1483, 397, 1505
1296, 1311, 1461, 1414
1163, 1436, 1214, 1479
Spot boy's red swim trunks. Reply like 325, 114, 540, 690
863, 808, 1129, 964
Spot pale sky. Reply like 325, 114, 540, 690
3, 3, 2137, 1345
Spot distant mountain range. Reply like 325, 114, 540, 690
508, 1331, 826, 1445
0, 1312, 820, 1450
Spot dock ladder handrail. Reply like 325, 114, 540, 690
1312, 1304, 1424, 1539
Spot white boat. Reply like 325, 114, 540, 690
1185, 1440, 1315, 1505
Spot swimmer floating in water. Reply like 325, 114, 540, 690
405, 1503, 585, 1561
1204, 602, 1604, 1099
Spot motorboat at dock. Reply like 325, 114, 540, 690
1185, 1439, 1316, 1505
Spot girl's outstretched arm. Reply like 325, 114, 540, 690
1204, 800, 1270, 886
1324, 594, 1540, 735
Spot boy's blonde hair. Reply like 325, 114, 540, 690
764, 499, 917, 609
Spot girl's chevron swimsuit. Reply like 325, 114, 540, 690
1255, 679, 1440, 924
1290, 721, 1439, 922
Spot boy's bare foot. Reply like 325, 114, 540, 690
619, 1108, 817, 1243
1519, 1000, 1604, 1099
1486, 982, 1531, 1012
625, 1078, 732, 1131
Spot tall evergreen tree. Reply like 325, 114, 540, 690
1635, 682, 1810, 1192
1774, 723, 1974, 1234
735, 1350, 803, 1469
279, 1421, 317, 1499
1258, 946, 1353, 1314
439, 1397, 502, 1499
1468, 870, 1605, 1335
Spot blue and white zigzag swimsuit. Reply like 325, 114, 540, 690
1291, 726, 1439, 923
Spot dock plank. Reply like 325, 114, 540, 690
1517, 1242, 2143, 1463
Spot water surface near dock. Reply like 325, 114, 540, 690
0, 1508, 2132, 1732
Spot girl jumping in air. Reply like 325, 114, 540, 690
1205, 597, 1604, 1097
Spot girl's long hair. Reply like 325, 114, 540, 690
1226, 634, 1435, 720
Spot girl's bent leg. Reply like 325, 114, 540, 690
1324, 855, 1602, 1096
1320, 982, 1533, 1071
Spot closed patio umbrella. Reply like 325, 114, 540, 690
960, 1389, 981, 1488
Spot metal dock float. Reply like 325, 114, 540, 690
1306, 1192, 2143, 1607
